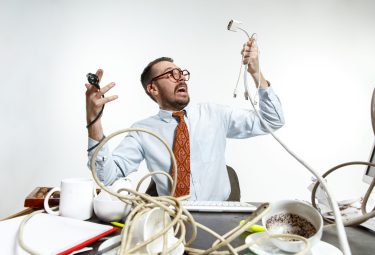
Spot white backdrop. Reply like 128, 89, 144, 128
1, 0, 374, 218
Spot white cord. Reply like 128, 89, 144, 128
17, 210, 44, 255
233, 59, 243, 98
234, 28, 352, 255
243, 63, 250, 100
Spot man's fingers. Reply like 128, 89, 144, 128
243, 38, 257, 50
251, 37, 257, 45
248, 37, 256, 46
96, 69, 104, 83
98, 82, 116, 96
97, 95, 118, 106
242, 56, 250, 64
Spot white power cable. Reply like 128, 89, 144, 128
229, 21, 352, 255
233, 60, 243, 98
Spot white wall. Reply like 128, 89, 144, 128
1, 0, 374, 218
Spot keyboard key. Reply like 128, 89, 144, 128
180, 200, 257, 212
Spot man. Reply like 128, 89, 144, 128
86, 38, 284, 201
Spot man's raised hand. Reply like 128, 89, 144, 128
85, 69, 118, 127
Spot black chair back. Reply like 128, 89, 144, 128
145, 165, 241, 201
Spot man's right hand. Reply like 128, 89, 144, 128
85, 69, 118, 140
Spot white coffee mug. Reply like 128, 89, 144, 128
44, 178, 97, 220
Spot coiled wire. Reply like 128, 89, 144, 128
17, 127, 312, 255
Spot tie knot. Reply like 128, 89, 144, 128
172, 111, 185, 120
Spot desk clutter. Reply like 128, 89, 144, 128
18, 178, 335, 254
24, 187, 60, 208
7, 189, 349, 255
14, 172, 348, 254
24, 186, 102, 209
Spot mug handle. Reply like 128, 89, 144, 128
43, 187, 60, 215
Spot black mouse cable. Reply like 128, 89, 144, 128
86, 72, 106, 152
86, 72, 105, 129
86, 105, 104, 129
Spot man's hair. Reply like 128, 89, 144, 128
140, 57, 174, 101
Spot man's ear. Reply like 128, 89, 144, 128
147, 83, 158, 98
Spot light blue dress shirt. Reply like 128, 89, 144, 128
88, 87, 284, 201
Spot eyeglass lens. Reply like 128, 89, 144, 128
172, 69, 190, 81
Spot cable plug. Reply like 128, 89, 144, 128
244, 91, 249, 100
227, 19, 243, 32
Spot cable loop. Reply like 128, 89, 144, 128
311, 161, 375, 226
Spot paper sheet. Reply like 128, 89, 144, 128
0, 213, 116, 255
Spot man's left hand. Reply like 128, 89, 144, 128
241, 37, 259, 75
241, 38, 268, 88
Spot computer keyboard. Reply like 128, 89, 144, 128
180, 200, 257, 212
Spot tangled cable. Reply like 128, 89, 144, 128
89, 128, 311, 255
311, 161, 375, 227
16, 127, 314, 254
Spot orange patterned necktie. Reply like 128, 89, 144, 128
171, 111, 190, 197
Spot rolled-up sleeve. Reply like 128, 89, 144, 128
257, 86, 285, 129
87, 132, 144, 185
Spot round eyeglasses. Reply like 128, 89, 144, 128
151, 68, 190, 83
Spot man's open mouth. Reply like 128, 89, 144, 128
176, 86, 187, 93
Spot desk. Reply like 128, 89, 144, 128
83, 211, 375, 255
5, 209, 375, 254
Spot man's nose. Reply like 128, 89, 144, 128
179, 73, 189, 82
178, 75, 185, 81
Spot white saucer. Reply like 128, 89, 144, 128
245, 232, 343, 255
98, 235, 121, 255
98, 235, 184, 255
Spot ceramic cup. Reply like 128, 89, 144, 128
261, 200, 323, 253
93, 177, 133, 222
44, 178, 96, 220
130, 207, 178, 253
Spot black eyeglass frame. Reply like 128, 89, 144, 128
150, 68, 190, 83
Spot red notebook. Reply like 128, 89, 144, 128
0, 213, 119, 255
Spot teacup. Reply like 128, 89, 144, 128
44, 178, 96, 220
93, 177, 133, 222
129, 207, 178, 253
262, 200, 323, 253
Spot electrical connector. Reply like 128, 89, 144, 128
227, 19, 242, 32
244, 91, 249, 100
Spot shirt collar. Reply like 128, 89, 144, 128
158, 105, 190, 123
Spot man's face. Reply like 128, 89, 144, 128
148, 61, 190, 111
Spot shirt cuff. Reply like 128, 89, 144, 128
258, 86, 275, 98
87, 137, 109, 157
